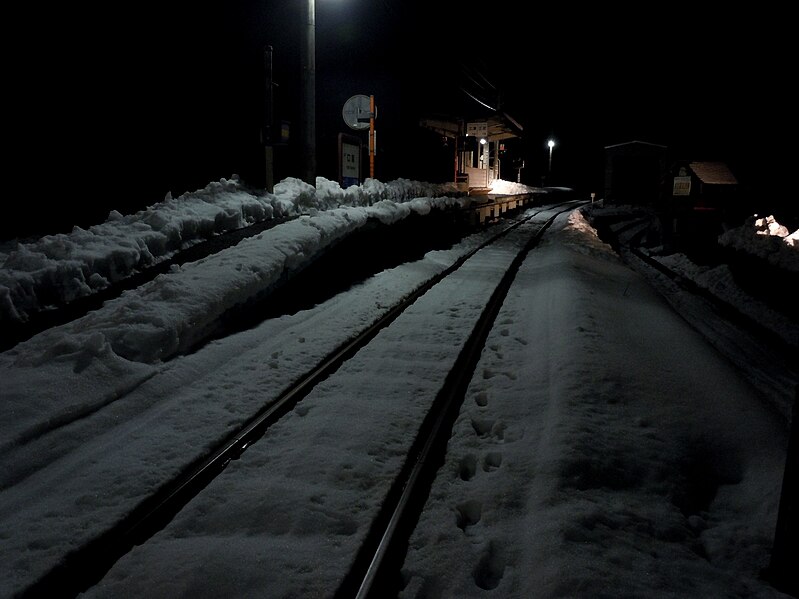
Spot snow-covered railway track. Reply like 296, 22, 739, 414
339, 205, 576, 599
9, 202, 584, 599
619, 232, 798, 424
630, 244, 797, 358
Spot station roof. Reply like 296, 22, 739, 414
419, 110, 524, 142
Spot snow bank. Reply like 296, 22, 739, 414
718, 214, 799, 273
0, 176, 465, 324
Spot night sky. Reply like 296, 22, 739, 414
4, 1, 792, 240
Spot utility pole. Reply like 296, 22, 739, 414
301, 0, 316, 186
263, 45, 275, 193
369, 95, 375, 178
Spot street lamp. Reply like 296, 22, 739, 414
301, 0, 316, 186
547, 139, 555, 173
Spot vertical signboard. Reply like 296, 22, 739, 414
339, 133, 361, 188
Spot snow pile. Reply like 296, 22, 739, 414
0, 176, 465, 324
718, 214, 799, 272
490, 179, 539, 195
3, 200, 472, 369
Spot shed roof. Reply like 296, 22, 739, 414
689, 161, 738, 185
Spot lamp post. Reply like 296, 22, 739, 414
301, 0, 316, 186
547, 139, 555, 173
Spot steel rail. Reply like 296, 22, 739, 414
18, 202, 579, 599
338, 205, 581, 599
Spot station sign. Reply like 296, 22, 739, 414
339, 132, 361, 188
466, 121, 488, 138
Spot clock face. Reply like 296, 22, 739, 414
342, 94, 371, 130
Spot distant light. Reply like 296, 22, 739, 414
548, 139, 555, 149
480, 138, 487, 145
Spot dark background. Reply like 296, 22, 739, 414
4, 1, 792, 240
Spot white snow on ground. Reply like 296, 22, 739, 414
1, 179, 796, 598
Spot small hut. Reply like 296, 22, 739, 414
668, 160, 740, 257
670, 160, 739, 211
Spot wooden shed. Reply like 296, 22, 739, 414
667, 160, 740, 257
670, 160, 739, 211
